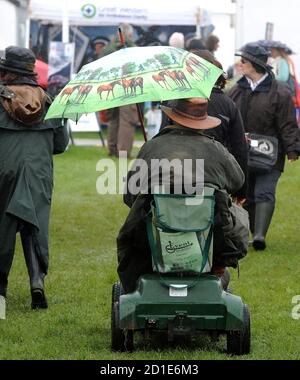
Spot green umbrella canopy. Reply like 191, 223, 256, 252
45, 46, 223, 122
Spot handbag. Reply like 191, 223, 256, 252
246, 133, 278, 174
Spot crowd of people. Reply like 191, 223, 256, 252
0, 23, 300, 317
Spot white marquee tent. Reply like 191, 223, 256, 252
28, 0, 236, 71
28, 0, 235, 26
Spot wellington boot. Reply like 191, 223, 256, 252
31, 289, 48, 310
253, 202, 275, 251
20, 227, 47, 309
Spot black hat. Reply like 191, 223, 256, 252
91, 36, 109, 47
0, 46, 36, 76
235, 42, 271, 70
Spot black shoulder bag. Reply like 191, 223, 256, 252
246, 133, 278, 174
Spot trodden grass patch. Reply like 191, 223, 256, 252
0, 146, 299, 359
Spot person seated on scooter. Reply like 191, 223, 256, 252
117, 98, 248, 294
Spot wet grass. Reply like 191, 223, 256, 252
0, 146, 299, 360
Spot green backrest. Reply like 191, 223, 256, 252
147, 187, 215, 274
153, 188, 215, 232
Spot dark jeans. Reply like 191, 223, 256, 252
247, 168, 281, 203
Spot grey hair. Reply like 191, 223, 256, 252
119, 23, 134, 39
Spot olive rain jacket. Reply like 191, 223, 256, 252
117, 125, 245, 293
227, 75, 300, 171
0, 80, 69, 272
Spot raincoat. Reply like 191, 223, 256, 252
0, 80, 68, 285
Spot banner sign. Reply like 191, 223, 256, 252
29, 0, 219, 26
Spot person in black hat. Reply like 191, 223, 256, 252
0, 46, 69, 316
228, 42, 300, 251
83, 36, 110, 65
117, 98, 248, 294
91, 36, 110, 61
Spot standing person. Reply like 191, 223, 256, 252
168, 32, 185, 49
268, 44, 300, 123
100, 24, 138, 158
190, 49, 248, 202
225, 58, 243, 93
161, 50, 248, 202
205, 34, 220, 56
0, 46, 69, 315
144, 102, 162, 140
227, 42, 300, 250
186, 38, 206, 51
270, 47, 291, 84
83, 36, 109, 65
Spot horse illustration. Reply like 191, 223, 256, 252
59, 85, 81, 103
152, 71, 172, 89
165, 70, 191, 88
121, 78, 134, 96
132, 77, 144, 96
186, 57, 211, 79
186, 62, 204, 81
74, 85, 93, 103
97, 80, 122, 100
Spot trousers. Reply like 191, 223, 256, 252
107, 105, 138, 157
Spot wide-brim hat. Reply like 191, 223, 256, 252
235, 42, 271, 71
0, 46, 36, 76
161, 98, 221, 130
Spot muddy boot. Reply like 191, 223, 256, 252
253, 202, 275, 251
20, 228, 48, 309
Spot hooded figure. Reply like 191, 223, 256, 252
117, 98, 247, 294
0, 46, 69, 314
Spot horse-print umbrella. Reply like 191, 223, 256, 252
45, 45, 223, 139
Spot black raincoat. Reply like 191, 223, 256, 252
227, 75, 300, 171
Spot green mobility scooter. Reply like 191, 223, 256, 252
111, 187, 250, 355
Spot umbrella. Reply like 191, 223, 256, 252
34, 59, 49, 89
45, 46, 222, 122
256, 40, 295, 55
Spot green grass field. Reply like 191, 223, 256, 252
0, 145, 300, 360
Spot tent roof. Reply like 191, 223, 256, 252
29, 0, 235, 26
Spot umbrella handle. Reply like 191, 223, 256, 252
136, 104, 147, 142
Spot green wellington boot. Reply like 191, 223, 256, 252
252, 202, 275, 251
20, 230, 48, 309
